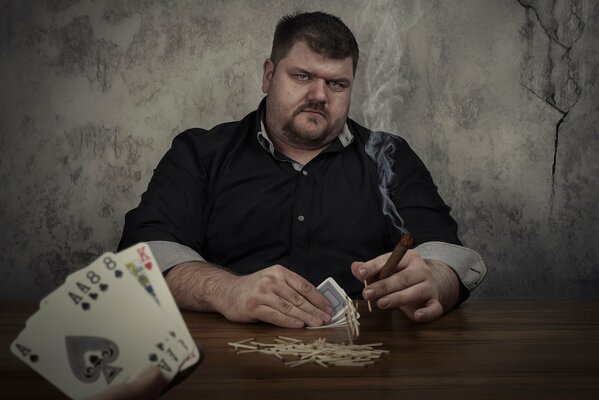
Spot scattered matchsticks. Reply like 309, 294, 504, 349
228, 298, 383, 368
228, 336, 388, 368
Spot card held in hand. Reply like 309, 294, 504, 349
114, 243, 200, 371
10, 243, 201, 399
311, 277, 360, 329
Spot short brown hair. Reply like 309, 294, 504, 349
270, 11, 359, 74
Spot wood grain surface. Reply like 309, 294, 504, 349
1, 300, 598, 399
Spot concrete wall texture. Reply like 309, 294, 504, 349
1, 0, 597, 300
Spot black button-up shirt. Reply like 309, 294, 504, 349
119, 100, 461, 297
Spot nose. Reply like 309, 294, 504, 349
307, 79, 327, 103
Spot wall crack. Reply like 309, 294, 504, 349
517, 0, 584, 195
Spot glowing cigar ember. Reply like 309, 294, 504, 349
378, 234, 413, 280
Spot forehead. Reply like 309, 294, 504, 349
279, 41, 354, 80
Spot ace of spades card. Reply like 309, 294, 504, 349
11, 298, 177, 399
11, 243, 201, 399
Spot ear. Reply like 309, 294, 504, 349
262, 59, 274, 94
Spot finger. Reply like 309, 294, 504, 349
284, 273, 334, 317
128, 367, 167, 400
350, 261, 366, 281
363, 268, 426, 302
351, 253, 389, 281
375, 281, 432, 310
273, 285, 330, 326
254, 303, 306, 328
411, 299, 444, 322
86, 367, 166, 400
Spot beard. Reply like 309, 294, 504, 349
281, 101, 335, 148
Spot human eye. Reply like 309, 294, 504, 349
295, 73, 310, 81
328, 80, 346, 91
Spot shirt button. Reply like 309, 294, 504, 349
298, 215, 305, 222
302, 170, 308, 176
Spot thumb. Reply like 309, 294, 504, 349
350, 261, 368, 281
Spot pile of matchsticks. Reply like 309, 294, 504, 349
228, 298, 387, 367
228, 336, 387, 368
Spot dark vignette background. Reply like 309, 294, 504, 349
1, 0, 597, 300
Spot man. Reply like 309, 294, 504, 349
119, 11, 486, 328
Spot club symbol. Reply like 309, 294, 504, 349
115, 270, 123, 278
82, 302, 91, 310
99, 283, 108, 292
29, 354, 39, 362
89, 293, 98, 300
149, 353, 158, 362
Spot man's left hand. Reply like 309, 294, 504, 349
350, 250, 459, 322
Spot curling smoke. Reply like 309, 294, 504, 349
364, 134, 408, 235
360, 1, 423, 234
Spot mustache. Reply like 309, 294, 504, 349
295, 101, 327, 117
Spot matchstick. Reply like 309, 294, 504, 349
344, 298, 354, 345
363, 279, 373, 312
378, 234, 413, 280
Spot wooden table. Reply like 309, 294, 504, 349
1, 300, 598, 399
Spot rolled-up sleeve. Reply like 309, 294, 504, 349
147, 240, 205, 274
118, 129, 208, 257
416, 241, 487, 291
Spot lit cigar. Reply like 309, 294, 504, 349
378, 234, 414, 280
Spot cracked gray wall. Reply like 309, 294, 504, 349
1, 0, 597, 300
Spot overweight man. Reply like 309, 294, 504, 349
119, 11, 486, 328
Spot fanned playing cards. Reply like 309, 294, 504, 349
10, 243, 200, 399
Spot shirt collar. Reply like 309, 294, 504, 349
256, 113, 354, 166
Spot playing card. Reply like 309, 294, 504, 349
309, 277, 361, 329
317, 277, 348, 321
13, 244, 204, 398
114, 243, 200, 370
11, 300, 178, 399
39, 253, 187, 372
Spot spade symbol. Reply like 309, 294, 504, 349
102, 364, 122, 383
89, 292, 98, 300
81, 302, 91, 311
65, 336, 122, 384
29, 354, 39, 363
149, 353, 158, 362
115, 270, 123, 278
99, 283, 108, 292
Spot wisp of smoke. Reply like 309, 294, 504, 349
359, 0, 423, 235
364, 132, 408, 235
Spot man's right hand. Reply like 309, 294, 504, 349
218, 265, 333, 328
166, 262, 333, 328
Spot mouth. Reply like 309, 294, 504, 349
300, 109, 326, 118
